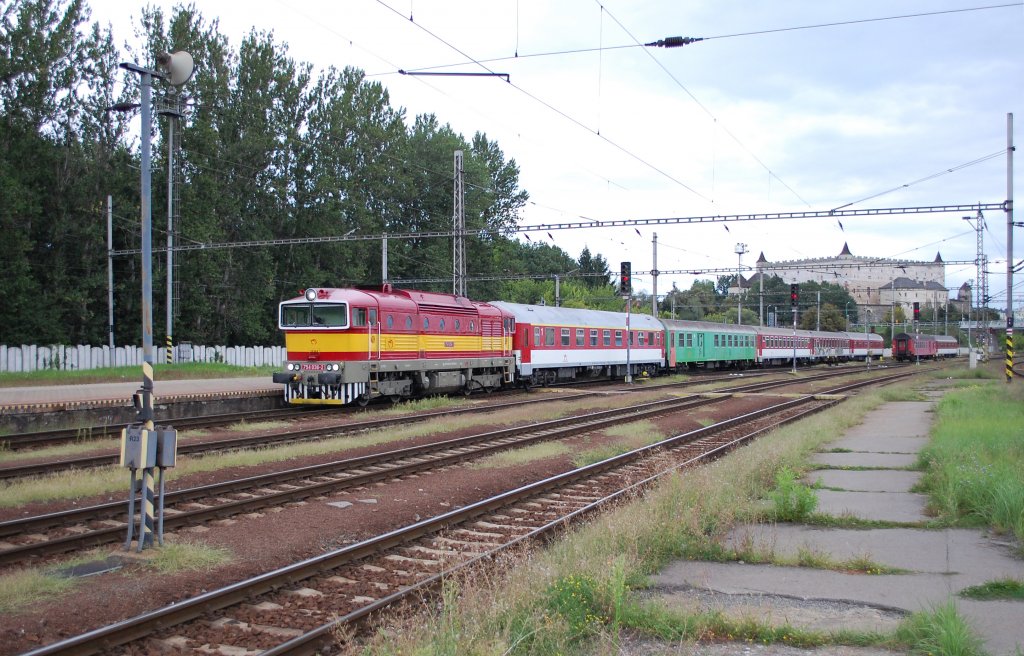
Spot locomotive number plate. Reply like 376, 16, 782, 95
301, 363, 325, 370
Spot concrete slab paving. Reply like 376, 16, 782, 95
641, 391, 1024, 655
805, 470, 922, 493
814, 490, 930, 523
723, 526, 1024, 577
836, 402, 934, 440
823, 435, 930, 453
647, 562, 1024, 655
809, 453, 918, 468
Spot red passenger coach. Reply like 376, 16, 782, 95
491, 302, 663, 385
274, 285, 515, 405
892, 333, 959, 361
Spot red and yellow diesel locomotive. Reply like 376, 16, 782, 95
273, 285, 515, 404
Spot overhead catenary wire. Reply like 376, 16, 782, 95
373, 0, 711, 203
595, 1, 811, 208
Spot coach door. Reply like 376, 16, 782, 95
696, 332, 705, 360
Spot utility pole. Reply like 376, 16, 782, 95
964, 211, 987, 354
652, 232, 659, 317
452, 150, 465, 297
1005, 112, 1015, 383
159, 92, 182, 363
107, 195, 115, 348
734, 243, 747, 324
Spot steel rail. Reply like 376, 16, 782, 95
19, 370, 917, 655
1, 369, 832, 564
0, 365, 832, 481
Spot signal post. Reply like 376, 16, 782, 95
621, 262, 632, 383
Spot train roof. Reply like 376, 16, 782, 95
489, 302, 663, 330
893, 332, 958, 343
660, 319, 758, 334
282, 286, 506, 316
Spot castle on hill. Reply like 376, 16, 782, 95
740, 242, 971, 323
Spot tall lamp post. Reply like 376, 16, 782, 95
117, 52, 193, 552
734, 243, 747, 324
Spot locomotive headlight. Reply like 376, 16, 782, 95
304, 288, 317, 301
287, 363, 296, 371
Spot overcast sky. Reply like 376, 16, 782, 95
88, 0, 1023, 310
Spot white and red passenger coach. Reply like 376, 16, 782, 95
491, 302, 663, 385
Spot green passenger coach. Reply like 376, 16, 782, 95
661, 319, 758, 370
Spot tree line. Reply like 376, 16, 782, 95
1, 0, 872, 349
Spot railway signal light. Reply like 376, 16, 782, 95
790, 284, 799, 307
620, 261, 632, 295
913, 302, 920, 320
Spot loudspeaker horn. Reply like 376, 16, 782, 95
157, 51, 195, 86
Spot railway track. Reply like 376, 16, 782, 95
0, 371, 851, 566
0, 367, 826, 482
20, 371, 916, 656
0, 366, 821, 453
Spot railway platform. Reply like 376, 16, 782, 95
0, 377, 282, 432
643, 391, 1024, 655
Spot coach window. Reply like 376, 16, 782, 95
561, 328, 570, 347
545, 327, 555, 346
534, 327, 541, 347
713, 334, 719, 347
629, 331, 634, 345
590, 329, 598, 346
576, 329, 585, 346
352, 307, 367, 327
638, 332, 646, 346
603, 330, 611, 346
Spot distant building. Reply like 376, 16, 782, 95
742, 242, 957, 324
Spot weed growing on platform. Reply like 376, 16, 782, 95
918, 381, 1024, 545
895, 600, 986, 656
769, 466, 819, 521
958, 577, 1024, 600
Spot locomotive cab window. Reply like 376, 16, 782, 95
368, 309, 378, 325
281, 302, 348, 328
352, 307, 368, 327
